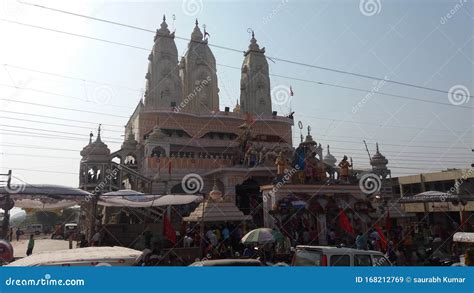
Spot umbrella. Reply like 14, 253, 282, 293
241, 228, 283, 245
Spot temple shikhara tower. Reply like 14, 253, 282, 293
240, 31, 272, 116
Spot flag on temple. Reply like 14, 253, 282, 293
338, 208, 354, 235
374, 223, 387, 251
385, 209, 392, 231
163, 215, 176, 244
290, 86, 294, 96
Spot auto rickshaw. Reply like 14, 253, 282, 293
451, 232, 474, 266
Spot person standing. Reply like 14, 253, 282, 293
26, 234, 35, 256
355, 232, 366, 250
9, 228, 13, 242
91, 230, 101, 246
15, 228, 21, 241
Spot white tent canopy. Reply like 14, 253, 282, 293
98, 194, 203, 208
0, 184, 91, 210
0, 186, 202, 209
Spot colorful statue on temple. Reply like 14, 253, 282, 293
338, 155, 352, 183
275, 151, 287, 177
243, 144, 259, 167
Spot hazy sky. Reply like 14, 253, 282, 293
0, 0, 472, 188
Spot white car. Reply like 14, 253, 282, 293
6, 246, 141, 267
292, 245, 392, 266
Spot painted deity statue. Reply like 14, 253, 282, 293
338, 155, 352, 182
275, 152, 287, 176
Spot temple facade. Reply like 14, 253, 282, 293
78, 16, 392, 248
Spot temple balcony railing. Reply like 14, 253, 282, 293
144, 156, 234, 174
141, 108, 294, 123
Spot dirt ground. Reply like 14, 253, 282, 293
10, 235, 76, 258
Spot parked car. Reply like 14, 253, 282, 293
23, 224, 43, 235
6, 246, 141, 267
292, 245, 392, 266
189, 259, 264, 266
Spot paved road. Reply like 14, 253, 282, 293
11, 236, 75, 258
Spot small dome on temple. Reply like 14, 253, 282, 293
147, 126, 167, 141
323, 145, 337, 167
155, 15, 171, 38
191, 19, 203, 42
301, 126, 316, 146
370, 143, 388, 168
233, 99, 241, 113
209, 179, 222, 201
81, 125, 111, 161
245, 30, 265, 55
80, 131, 94, 157
121, 127, 138, 151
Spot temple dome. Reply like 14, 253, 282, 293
190, 19, 203, 42
155, 15, 172, 39
80, 126, 111, 161
147, 126, 167, 141
370, 143, 388, 168
233, 99, 241, 113
121, 129, 138, 151
209, 179, 223, 201
245, 31, 265, 55
323, 145, 337, 167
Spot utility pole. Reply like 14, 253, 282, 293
0, 170, 12, 239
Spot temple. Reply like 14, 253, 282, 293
78, 16, 392, 255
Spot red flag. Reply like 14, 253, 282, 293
290, 86, 294, 96
163, 215, 176, 244
338, 208, 354, 236
374, 224, 387, 251
385, 209, 392, 231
